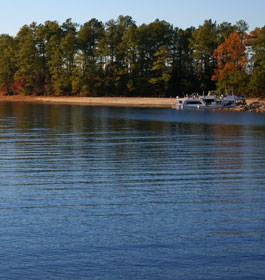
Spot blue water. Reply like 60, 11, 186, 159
0, 102, 265, 280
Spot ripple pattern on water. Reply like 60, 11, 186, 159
0, 103, 265, 280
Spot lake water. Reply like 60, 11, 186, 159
0, 102, 265, 280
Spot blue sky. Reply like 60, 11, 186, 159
1, 0, 264, 36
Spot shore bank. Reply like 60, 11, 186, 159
0, 95, 175, 108
0, 95, 265, 112
228, 99, 265, 113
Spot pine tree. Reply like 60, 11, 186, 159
149, 45, 170, 96
0, 35, 17, 94
76, 18, 105, 96
248, 27, 265, 96
190, 19, 218, 91
15, 24, 39, 95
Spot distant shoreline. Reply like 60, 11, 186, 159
0, 95, 265, 112
0, 95, 174, 108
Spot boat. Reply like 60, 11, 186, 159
175, 91, 245, 110
175, 93, 222, 110
221, 94, 246, 108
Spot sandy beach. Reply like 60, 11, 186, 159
0, 95, 175, 108
0, 94, 264, 112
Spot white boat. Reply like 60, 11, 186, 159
175, 91, 245, 110
221, 94, 246, 108
175, 93, 222, 110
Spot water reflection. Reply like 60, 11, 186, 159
0, 102, 265, 280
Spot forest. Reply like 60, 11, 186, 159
0, 16, 264, 98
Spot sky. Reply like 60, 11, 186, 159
0, 0, 264, 36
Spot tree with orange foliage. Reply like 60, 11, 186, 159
212, 31, 250, 94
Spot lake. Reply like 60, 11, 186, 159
0, 102, 265, 280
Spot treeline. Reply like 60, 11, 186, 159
0, 16, 264, 97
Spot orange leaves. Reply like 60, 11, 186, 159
212, 32, 250, 81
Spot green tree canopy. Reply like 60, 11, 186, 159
0, 16, 264, 98
0, 34, 17, 94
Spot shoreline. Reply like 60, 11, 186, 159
0, 95, 265, 112
0, 95, 175, 108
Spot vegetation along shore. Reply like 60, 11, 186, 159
0, 16, 264, 100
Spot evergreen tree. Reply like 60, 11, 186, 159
0, 35, 17, 94
120, 24, 138, 94
249, 27, 265, 96
102, 16, 135, 95
15, 24, 40, 95
149, 45, 170, 96
169, 27, 195, 96
76, 18, 105, 96
45, 21, 64, 95
35, 23, 48, 95
190, 19, 218, 91
134, 19, 173, 96
60, 19, 78, 95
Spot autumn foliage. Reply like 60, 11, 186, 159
0, 17, 264, 97
212, 32, 250, 82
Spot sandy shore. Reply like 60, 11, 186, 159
0, 95, 174, 108
0, 95, 264, 112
